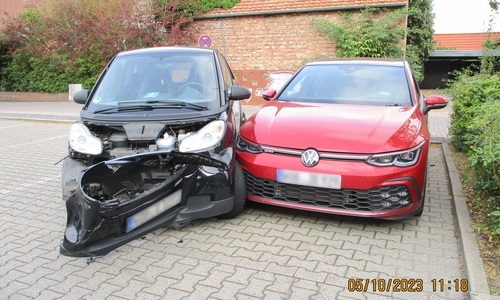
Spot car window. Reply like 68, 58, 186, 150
88, 52, 220, 111
219, 55, 235, 91
279, 64, 412, 107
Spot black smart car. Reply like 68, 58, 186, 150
60, 47, 251, 257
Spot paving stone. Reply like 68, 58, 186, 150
0, 119, 476, 299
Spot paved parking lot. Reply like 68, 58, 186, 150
0, 117, 476, 299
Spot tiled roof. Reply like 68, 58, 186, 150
434, 33, 500, 50
202, 0, 407, 16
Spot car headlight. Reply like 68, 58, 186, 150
366, 142, 424, 167
69, 123, 103, 155
179, 120, 225, 152
236, 135, 263, 154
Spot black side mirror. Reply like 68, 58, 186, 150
73, 89, 90, 104
229, 85, 251, 101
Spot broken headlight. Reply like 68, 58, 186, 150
69, 123, 103, 155
179, 120, 225, 152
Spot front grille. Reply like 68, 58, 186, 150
244, 171, 412, 212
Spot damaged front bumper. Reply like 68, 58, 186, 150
60, 149, 236, 257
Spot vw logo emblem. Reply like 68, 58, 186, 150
301, 148, 319, 167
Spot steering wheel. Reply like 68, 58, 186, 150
177, 82, 210, 97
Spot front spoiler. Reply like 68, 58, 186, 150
60, 149, 235, 257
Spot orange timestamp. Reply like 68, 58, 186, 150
347, 278, 469, 293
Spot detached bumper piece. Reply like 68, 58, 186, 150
60, 150, 235, 257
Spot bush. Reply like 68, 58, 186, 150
0, 0, 239, 92
313, 7, 407, 59
449, 70, 500, 237
468, 100, 500, 195
448, 71, 500, 152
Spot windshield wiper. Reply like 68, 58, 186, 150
93, 100, 208, 114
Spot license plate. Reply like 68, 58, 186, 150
277, 169, 341, 189
126, 189, 182, 232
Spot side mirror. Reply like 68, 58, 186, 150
73, 89, 90, 104
423, 95, 448, 114
262, 89, 277, 101
229, 85, 251, 100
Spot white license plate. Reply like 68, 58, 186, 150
126, 189, 182, 232
277, 169, 341, 189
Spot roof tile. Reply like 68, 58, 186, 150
434, 33, 500, 50
203, 0, 407, 16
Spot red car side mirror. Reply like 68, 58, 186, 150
262, 89, 277, 101
424, 95, 448, 114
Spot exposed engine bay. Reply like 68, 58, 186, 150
69, 121, 211, 166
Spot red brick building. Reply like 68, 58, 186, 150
0, 0, 45, 28
2, 0, 410, 101
192, 0, 408, 104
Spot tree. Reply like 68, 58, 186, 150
406, 0, 435, 83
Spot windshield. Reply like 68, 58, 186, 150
279, 64, 412, 106
87, 52, 220, 113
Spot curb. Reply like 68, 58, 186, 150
0, 113, 78, 123
441, 142, 499, 299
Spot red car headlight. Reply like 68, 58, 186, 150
366, 141, 424, 167
236, 135, 263, 154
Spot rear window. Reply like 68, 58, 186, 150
279, 64, 412, 107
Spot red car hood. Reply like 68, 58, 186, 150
240, 101, 424, 154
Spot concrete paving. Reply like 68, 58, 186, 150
0, 99, 498, 299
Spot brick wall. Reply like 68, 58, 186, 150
0, 0, 46, 28
193, 11, 343, 70
193, 11, 347, 105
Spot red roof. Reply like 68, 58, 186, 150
203, 0, 407, 16
434, 33, 500, 50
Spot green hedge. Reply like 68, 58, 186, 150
448, 71, 500, 236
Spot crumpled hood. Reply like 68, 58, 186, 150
240, 101, 424, 153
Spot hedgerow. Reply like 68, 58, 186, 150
0, 0, 239, 92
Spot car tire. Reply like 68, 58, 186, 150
219, 162, 246, 219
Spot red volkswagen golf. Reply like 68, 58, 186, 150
236, 59, 448, 219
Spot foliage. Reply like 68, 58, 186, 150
406, 0, 435, 83
312, 3, 434, 83
313, 7, 407, 58
446, 0, 500, 242
448, 72, 500, 238
0, 0, 239, 92
490, 0, 500, 10
448, 72, 500, 151
468, 100, 500, 194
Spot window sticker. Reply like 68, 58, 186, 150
144, 92, 160, 98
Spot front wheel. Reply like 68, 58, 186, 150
219, 162, 246, 219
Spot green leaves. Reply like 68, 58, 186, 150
449, 72, 500, 238
313, 8, 406, 59
0, 0, 240, 92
